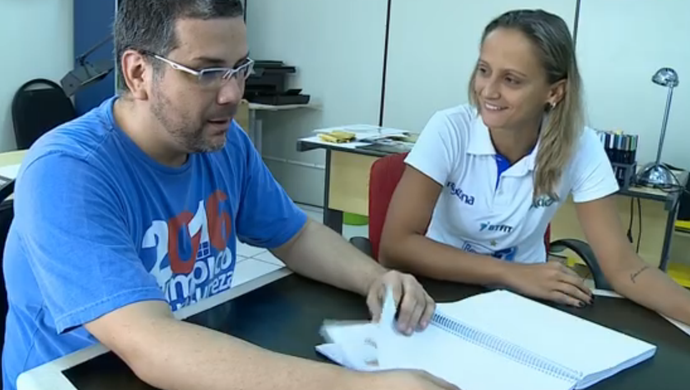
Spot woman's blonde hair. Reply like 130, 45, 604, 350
468, 9, 584, 202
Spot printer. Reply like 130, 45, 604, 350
244, 60, 311, 106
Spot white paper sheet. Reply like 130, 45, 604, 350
592, 289, 623, 298
313, 124, 409, 141
0, 164, 20, 180
593, 289, 690, 337
663, 315, 690, 336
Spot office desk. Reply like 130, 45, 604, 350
237, 101, 319, 154
0, 149, 27, 200
297, 138, 688, 271
0, 150, 26, 167
21, 274, 690, 390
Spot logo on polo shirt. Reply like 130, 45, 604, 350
531, 195, 556, 209
479, 222, 513, 233
462, 241, 517, 261
492, 247, 517, 261
446, 181, 475, 205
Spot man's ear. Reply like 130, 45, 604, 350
547, 79, 567, 107
120, 50, 151, 100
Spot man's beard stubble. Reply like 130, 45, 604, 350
150, 86, 226, 154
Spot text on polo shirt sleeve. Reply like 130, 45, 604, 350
570, 128, 620, 203
405, 110, 464, 186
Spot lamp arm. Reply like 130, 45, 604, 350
654, 86, 675, 165
76, 35, 113, 66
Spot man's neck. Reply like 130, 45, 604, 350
113, 98, 188, 167
489, 118, 541, 164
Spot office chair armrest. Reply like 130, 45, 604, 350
349, 236, 374, 258
549, 238, 613, 291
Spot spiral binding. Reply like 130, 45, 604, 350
432, 312, 582, 383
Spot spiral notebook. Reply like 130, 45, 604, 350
318, 290, 656, 390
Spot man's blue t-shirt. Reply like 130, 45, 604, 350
1, 96, 307, 389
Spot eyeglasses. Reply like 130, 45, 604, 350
151, 54, 255, 88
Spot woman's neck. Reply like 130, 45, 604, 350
489, 118, 541, 164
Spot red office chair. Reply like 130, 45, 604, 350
348, 152, 611, 290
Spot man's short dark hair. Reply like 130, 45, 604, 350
114, 0, 245, 93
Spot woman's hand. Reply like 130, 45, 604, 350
504, 261, 593, 307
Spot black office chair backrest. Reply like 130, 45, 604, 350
11, 79, 77, 150
0, 185, 14, 358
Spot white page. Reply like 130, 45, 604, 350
438, 290, 655, 387
320, 321, 380, 369
375, 316, 574, 390
315, 343, 380, 372
374, 288, 574, 390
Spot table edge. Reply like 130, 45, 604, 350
16, 268, 293, 390
248, 103, 319, 111
296, 139, 686, 201
296, 139, 389, 158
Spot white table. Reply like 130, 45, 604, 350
16, 263, 292, 390
0, 150, 26, 172
246, 103, 319, 154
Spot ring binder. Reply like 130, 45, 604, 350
319, 289, 657, 390
432, 312, 582, 383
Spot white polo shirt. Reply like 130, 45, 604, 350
405, 104, 619, 264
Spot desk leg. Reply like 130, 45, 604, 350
248, 109, 256, 144
255, 117, 263, 155
325, 209, 344, 235
248, 109, 262, 155
323, 149, 343, 234
660, 199, 680, 271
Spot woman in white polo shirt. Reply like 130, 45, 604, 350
380, 9, 690, 324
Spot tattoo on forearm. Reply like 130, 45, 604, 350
630, 266, 650, 283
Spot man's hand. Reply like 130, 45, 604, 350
366, 270, 436, 335
272, 221, 435, 333
505, 261, 593, 307
372, 370, 460, 390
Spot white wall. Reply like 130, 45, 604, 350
382, 0, 578, 132
576, 0, 690, 168
245, 0, 388, 206
247, 0, 690, 206
0, 0, 74, 152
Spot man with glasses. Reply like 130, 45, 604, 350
2, 1, 457, 390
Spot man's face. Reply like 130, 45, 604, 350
150, 17, 248, 153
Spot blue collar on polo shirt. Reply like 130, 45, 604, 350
467, 115, 540, 189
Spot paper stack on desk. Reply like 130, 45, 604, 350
317, 289, 656, 390
313, 124, 409, 142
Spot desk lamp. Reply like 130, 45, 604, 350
636, 67, 680, 188
60, 35, 114, 97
